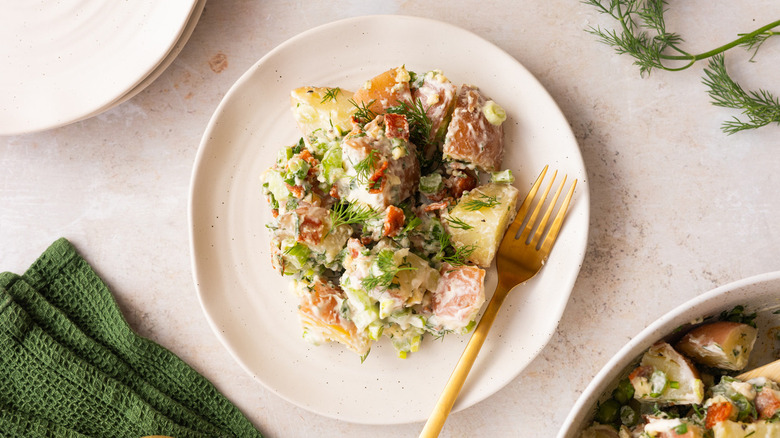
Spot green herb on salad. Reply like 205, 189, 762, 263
387, 99, 433, 147
352, 149, 381, 185
349, 98, 378, 125
445, 215, 474, 230
320, 87, 341, 103
362, 249, 417, 290
329, 201, 381, 231
462, 194, 500, 211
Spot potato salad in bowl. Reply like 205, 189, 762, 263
580, 306, 780, 438
261, 66, 519, 360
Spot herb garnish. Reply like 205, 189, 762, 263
445, 216, 474, 230
329, 201, 380, 230
387, 98, 440, 173
433, 224, 476, 266
462, 194, 500, 211
349, 98, 378, 125
583, 0, 780, 134
719, 305, 758, 327
362, 249, 417, 290
353, 149, 380, 184
387, 99, 433, 147
320, 87, 341, 103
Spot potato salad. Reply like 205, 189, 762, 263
580, 307, 780, 438
261, 66, 518, 359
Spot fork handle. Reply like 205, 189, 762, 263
419, 284, 511, 438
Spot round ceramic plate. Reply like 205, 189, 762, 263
0, 0, 198, 135
557, 271, 780, 438
190, 15, 590, 424
76, 0, 206, 122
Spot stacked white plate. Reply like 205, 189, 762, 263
0, 0, 205, 136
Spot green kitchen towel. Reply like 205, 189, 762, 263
0, 238, 263, 438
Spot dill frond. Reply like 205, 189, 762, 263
362, 249, 417, 290
702, 54, 780, 135
349, 98, 377, 125
445, 216, 473, 230
329, 201, 380, 230
320, 87, 341, 103
462, 194, 500, 211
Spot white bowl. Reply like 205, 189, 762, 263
557, 271, 780, 438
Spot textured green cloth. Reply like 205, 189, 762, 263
0, 238, 263, 438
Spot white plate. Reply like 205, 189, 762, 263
557, 272, 780, 438
0, 0, 198, 135
74, 0, 205, 123
189, 15, 590, 424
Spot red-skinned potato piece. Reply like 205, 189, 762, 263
675, 321, 758, 371
352, 66, 412, 115
412, 70, 457, 158
442, 84, 505, 172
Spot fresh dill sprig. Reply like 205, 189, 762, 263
329, 201, 380, 230
387, 98, 441, 173
462, 194, 500, 211
584, 0, 779, 75
583, 0, 780, 133
349, 98, 377, 125
321, 87, 341, 103
352, 149, 380, 185
441, 244, 477, 266
432, 225, 474, 266
445, 216, 473, 230
362, 249, 417, 290
702, 54, 780, 135
387, 99, 433, 147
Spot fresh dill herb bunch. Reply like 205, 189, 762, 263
702, 54, 780, 134
583, 0, 780, 134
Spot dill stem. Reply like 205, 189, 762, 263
659, 19, 780, 63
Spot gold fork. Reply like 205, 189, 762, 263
419, 165, 577, 437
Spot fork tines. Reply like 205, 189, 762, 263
516, 165, 577, 252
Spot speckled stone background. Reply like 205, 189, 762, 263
2, 1, 779, 437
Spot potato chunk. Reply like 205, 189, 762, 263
296, 279, 371, 355
412, 70, 457, 157
629, 342, 704, 405
442, 182, 519, 267
675, 321, 758, 371
427, 263, 485, 334
442, 85, 505, 171
712, 420, 780, 438
290, 86, 356, 150
352, 66, 412, 115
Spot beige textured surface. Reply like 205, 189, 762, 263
2, 1, 780, 437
